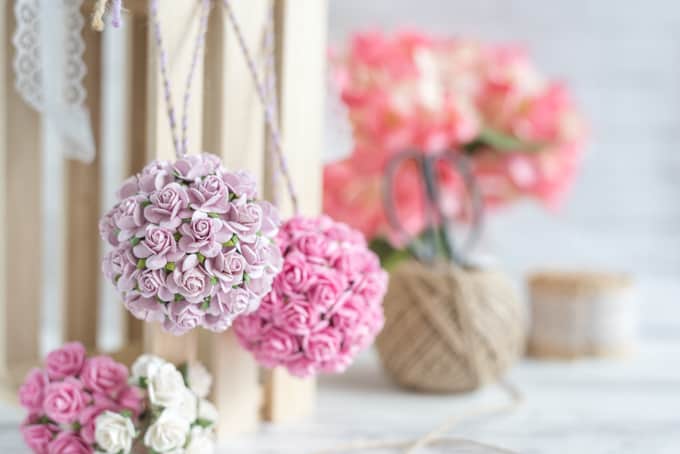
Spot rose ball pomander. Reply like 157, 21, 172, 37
99, 153, 283, 335
234, 215, 389, 377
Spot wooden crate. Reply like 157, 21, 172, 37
0, 0, 327, 437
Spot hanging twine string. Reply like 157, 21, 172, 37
150, 0, 211, 159
91, 0, 108, 31
263, 1, 280, 207
111, 0, 122, 28
91, 0, 123, 30
221, 0, 300, 214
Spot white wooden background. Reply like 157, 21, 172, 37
326, 0, 680, 278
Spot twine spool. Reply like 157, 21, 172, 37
376, 260, 526, 393
528, 271, 636, 359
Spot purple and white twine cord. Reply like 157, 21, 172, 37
150, 0, 211, 159
111, 0, 122, 28
222, 0, 300, 214
263, 2, 280, 207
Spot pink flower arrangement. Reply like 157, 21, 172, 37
100, 153, 283, 335
234, 215, 388, 377
325, 31, 587, 244
18, 342, 141, 454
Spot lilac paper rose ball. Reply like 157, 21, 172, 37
100, 153, 283, 335
234, 215, 388, 378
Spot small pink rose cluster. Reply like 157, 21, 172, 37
18, 342, 142, 454
234, 215, 388, 377
325, 30, 588, 244
100, 153, 283, 335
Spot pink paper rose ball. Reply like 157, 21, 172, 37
234, 215, 388, 377
100, 153, 283, 335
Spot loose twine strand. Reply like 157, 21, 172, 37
221, 0, 300, 214
313, 381, 523, 454
150, 0, 212, 159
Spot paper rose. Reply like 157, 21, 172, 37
17, 343, 141, 454
100, 153, 283, 335
94, 411, 136, 454
129, 354, 218, 454
234, 215, 388, 377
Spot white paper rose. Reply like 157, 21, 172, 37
177, 387, 198, 423
94, 411, 136, 454
186, 427, 216, 454
148, 363, 186, 408
198, 399, 218, 426
144, 409, 190, 452
131, 354, 167, 383
186, 361, 212, 399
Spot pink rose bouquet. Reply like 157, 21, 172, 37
325, 30, 587, 246
100, 153, 283, 335
18, 342, 142, 454
234, 215, 388, 377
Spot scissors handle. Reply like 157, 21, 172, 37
383, 149, 483, 265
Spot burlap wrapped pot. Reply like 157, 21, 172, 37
376, 260, 526, 393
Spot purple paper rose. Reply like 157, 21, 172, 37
133, 226, 183, 270
114, 195, 146, 241
221, 169, 257, 199
43, 379, 88, 424
178, 213, 229, 257
163, 301, 204, 335
205, 249, 247, 289
45, 342, 86, 381
138, 161, 173, 194
143, 183, 190, 229
136, 269, 173, 301
124, 294, 165, 323
224, 202, 263, 242
173, 154, 217, 181
209, 288, 251, 317
166, 255, 212, 303
188, 174, 230, 213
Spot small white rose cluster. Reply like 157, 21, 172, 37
94, 354, 218, 454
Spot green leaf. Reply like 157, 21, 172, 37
130, 237, 141, 247
178, 363, 189, 387
173, 232, 182, 242
72, 422, 82, 431
120, 410, 133, 419
369, 237, 412, 272
174, 293, 183, 302
208, 212, 220, 219
194, 418, 214, 429
165, 262, 176, 272
136, 258, 146, 270
138, 377, 148, 388
201, 300, 210, 311
210, 276, 218, 285
243, 272, 250, 283
222, 234, 239, 248
197, 253, 206, 264
141, 200, 152, 208
467, 126, 543, 154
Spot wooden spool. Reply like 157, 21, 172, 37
527, 271, 637, 359
0, 0, 327, 438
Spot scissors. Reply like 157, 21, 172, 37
382, 149, 483, 265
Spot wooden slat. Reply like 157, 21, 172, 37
142, 0, 205, 364
63, 22, 103, 349
262, 0, 328, 423
1, 0, 42, 384
201, 0, 269, 438
122, 11, 148, 346
0, 0, 7, 381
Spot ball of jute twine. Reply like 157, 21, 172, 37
376, 260, 526, 393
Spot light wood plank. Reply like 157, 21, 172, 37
142, 0, 205, 364
1, 0, 42, 383
63, 21, 103, 349
122, 11, 148, 347
201, 0, 269, 438
262, 0, 328, 423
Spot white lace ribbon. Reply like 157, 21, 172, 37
13, 0, 95, 163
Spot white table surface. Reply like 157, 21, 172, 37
2, 276, 679, 454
